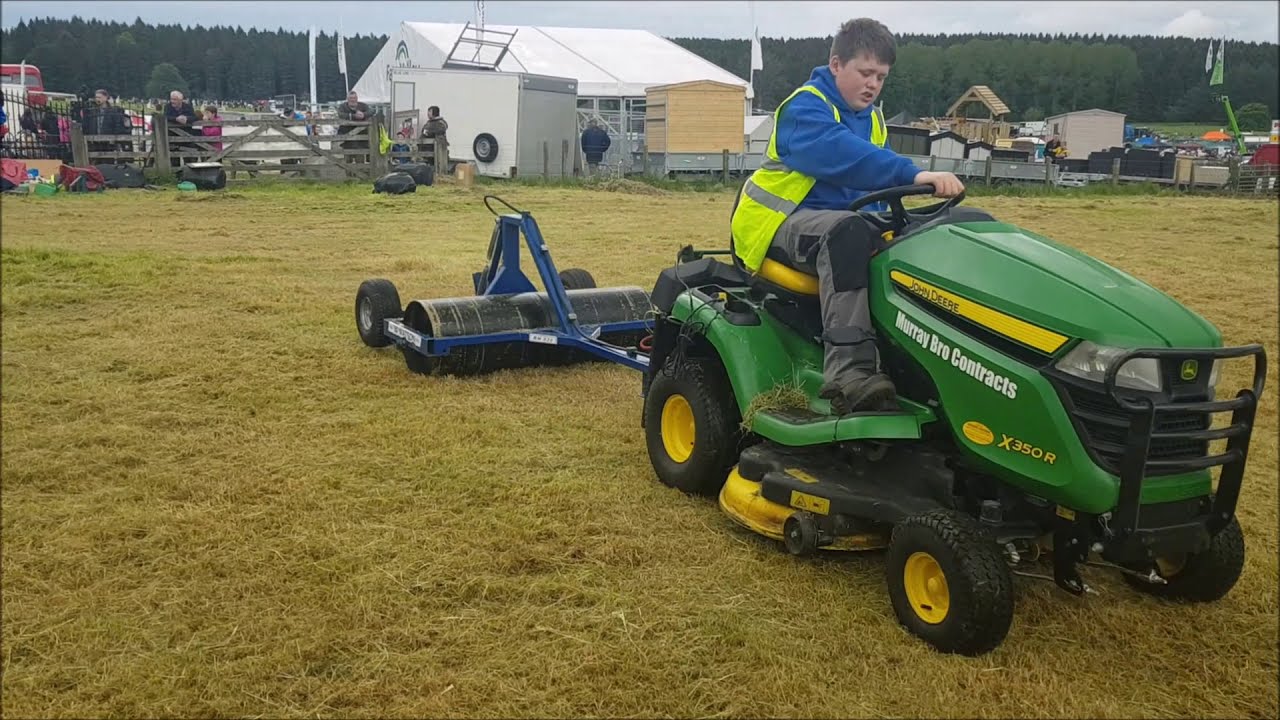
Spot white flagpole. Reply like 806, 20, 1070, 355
338, 18, 349, 95
309, 26, 318, 112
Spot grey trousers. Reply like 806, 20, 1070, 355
770, 208, 880, 387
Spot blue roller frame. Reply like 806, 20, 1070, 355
382, 198, 652, 372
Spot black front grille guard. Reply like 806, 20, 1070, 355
1104, 344, 1267, 539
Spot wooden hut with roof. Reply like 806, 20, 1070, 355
944, 85, 1015, 144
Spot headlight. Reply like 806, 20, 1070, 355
1055, 341, 1163, 392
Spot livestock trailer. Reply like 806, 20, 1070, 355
388, 66, 579, 179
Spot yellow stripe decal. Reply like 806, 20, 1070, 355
889, 270, 1069, 354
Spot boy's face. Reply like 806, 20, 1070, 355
830, 51, 891, 111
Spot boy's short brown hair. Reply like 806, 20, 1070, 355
831, 18, 896, 66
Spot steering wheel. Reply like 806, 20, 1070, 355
848, 183, 966, 235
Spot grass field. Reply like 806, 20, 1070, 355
2, 181, 1277, 718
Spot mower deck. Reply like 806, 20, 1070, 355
720, 440, 958, 552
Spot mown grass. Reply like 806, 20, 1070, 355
2, 181, 1277, 718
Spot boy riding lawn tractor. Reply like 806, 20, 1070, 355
638, 20, 1266, 656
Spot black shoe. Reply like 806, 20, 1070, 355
821, 374, 898, 415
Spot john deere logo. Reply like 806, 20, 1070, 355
962, 421, 995, 446
1180, 359, 1199, 381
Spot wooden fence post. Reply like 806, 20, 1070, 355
641, 144, 649, 175
561, 139, 568, 178
1188, 162, 1197, 191
1044, 157, 1052, 186
152, 113, 170, 171
436, 136, 449, 173
722, 149, 729, 183
542, 141, 549, 179
983, 156, 993, 186
70, 122, 89, 168
1110, 158, 1121, 186
1228, 156, 1241, 193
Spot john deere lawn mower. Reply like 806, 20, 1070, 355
641, 184, 1266, 656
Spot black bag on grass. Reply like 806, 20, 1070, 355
397, 162, 435, 187
95, 164, 146, 189
373, 171, 416, 195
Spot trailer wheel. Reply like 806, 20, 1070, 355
473, 133, 499, 163
559, 268, 596, 290
355, 278, 402, 348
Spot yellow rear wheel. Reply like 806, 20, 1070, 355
660, 394, 696, 463
643, 357, 741, 496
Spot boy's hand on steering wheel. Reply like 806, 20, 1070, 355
913, 171, 965, 198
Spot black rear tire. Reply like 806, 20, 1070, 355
559, 268, 596, 290
356, 279, 402, 348
885, 509, 1014, 656
643, 356, 741, 496
1123, 517, 1245, 602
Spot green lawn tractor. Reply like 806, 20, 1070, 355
640, 184, 1266, 656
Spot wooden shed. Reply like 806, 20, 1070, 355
645, 80, 745, 154
888, 125, 931, 156
929, 131, 968, 159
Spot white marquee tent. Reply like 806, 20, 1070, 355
351, 22, 753, 104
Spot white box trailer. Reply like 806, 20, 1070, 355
388, 66, 579, 179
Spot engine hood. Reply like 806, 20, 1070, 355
877, 220, 1221, 352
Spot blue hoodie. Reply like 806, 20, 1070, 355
773, 66, 921, 210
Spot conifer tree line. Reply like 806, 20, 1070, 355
2, 17, 1276, 123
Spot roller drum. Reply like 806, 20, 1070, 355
401, 287, 652, 376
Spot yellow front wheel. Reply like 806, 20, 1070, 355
643, 357, 741, 496
886, 510, 1014, 656
902, 552, 950, 624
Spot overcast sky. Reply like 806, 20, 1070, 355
1, 0, 1276, 43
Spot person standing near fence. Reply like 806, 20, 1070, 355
85, 89, 129, 163
336, 91, 371, 163
201, 105, 223, 157
421, 106, 449, 170
165, 90, 198, 169
581, 119, 611, 177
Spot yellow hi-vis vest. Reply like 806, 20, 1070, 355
731, 85, 887, 272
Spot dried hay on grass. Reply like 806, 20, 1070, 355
1, 186, 1276, 718
582, 177, 670, 196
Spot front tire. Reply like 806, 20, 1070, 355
356, 279, 402, 348
885, 509, 1015, 656
1123, 517, 1245, 602
643, 356, 741, 496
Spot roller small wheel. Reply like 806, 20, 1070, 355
784, 512, 821, 556
355, 278, 402, 348
559, 268, 596, 290
885, 509, 1014, 656
1123, 516, 1245, 602
643, 356, 742, 496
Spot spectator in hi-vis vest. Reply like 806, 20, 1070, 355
729, 18, 964, 415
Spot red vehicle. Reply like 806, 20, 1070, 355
0, 63, 47, 105
1247, 143, 1279, 168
